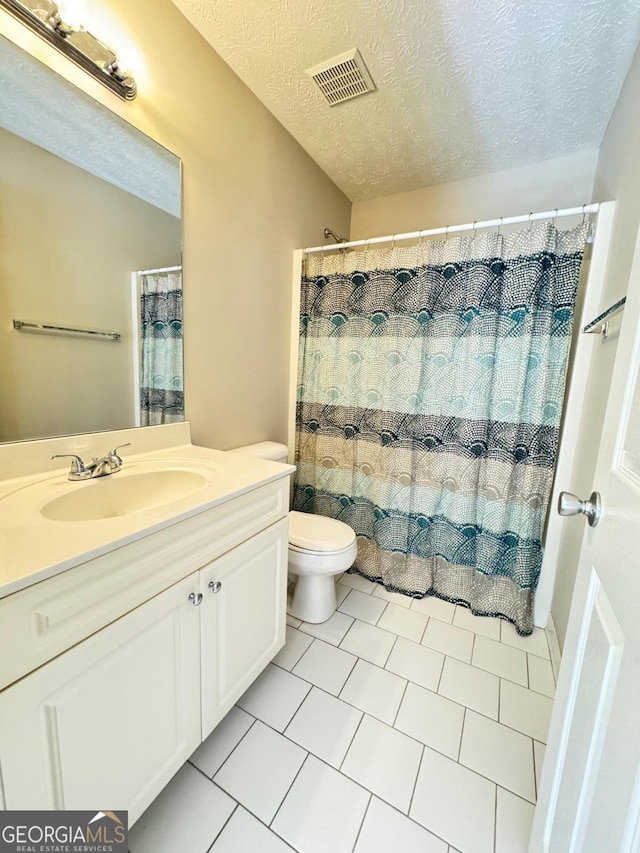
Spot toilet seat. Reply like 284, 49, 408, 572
288, 511, 355, 553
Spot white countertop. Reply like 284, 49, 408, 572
0, 443, 294, 599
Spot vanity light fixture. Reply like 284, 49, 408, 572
0, 0, 137, 100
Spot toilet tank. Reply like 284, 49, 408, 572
229, 441, 289, 464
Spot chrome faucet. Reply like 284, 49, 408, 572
52, 443, 131, 480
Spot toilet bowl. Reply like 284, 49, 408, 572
229, 442, 358, 623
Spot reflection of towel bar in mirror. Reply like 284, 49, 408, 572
13, 319, 121, 342
583, 296, 626, 338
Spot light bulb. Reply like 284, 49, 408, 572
57, 0, 93, 30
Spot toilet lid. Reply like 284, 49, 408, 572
289, 511, 356, 553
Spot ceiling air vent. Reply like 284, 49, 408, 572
306, 48, 376, 106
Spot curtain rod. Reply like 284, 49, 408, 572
303, 203, 600, 255
136, 265, 182, 275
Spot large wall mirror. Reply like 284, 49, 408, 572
0, 33, 183, 444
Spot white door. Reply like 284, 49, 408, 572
0, 574, 202, 825
200, 519, 288, 739
530, 224, 640, 851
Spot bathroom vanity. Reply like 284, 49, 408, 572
0, 425, 293, 824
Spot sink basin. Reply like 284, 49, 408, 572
41, 468, 209, 522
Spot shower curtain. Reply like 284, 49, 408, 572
294, 222, 588, 634
140, 271, 184, 426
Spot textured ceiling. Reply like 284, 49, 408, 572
172, 0, 640, 201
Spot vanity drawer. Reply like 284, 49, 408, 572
0, 477, 289, 689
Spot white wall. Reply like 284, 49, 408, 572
350, 150, 599, 239
550, 42, 640, 649
0, 0, 350, 452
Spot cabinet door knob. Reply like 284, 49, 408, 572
188, 592, 204, 606
208, 581, 222, 594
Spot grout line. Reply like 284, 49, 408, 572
205, 801, 239, 853
382, 632, 399, 669
493, 779, 498, 853
391, 678, 410, 728
349, 793, 373, 853
338, 712, 366, 772
407, 743, 425, 817
526, 652, 531, 690
268, 751, 310, 830
457, 707, 466, 763
417, 614, 429, 645
202, 715, 257, 781
532, 737, 539, 802
435, 652, 446, 694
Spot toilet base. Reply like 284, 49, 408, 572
288, 573, 338, 624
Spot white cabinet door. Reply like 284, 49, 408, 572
0, 574, 202, 825
200, 519, 288, 738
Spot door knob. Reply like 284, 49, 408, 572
558, 491, 602, 527
188, 592, 204, 606
208, 581, 222, 594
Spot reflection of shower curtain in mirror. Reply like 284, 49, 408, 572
294, 223, 588, 635
140, 271, 184, 425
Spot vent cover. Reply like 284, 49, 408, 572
306, 48, 376, 106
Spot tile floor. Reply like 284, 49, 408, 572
129, 574, 555, 853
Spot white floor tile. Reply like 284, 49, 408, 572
285, 686, 362, 768
472, 635, 528, 686
336, 582, 351, 606
340, 572, 378, 594
459, 711, 536, 803
214, 721, 306, 824
438, 657, 499, 720
129, 764, 235, 853
339, 589, 388, 624
410, 746, 495, 853
286, 614, 302, 628
211, 806, 294, 853
342, 715, 423, 813
377, 603, 428, 642
237, 663, 311, 731
190, 706, 254, 778
385, 637, 444, 692
453, 606, 501, 640
496, 788, 535, 853
340, 659, 407, 724
395, 682, 464, 759
340, 620, 396, 666
272, 755, 370, 853
273, 626, 314, 670
534, 741, 546, 794
422, 619, 474, 663
372, 585, 413, 609
299, 610, 354, 645
501, 622, 550, 659
410, 596, 456, 623
354, 797, 447, 853
527, 654, 556, 698
292, 638, 358, 695
500, 679, 554, 743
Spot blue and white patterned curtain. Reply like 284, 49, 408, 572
294, 222, 588, 634
140, 271, 183, 426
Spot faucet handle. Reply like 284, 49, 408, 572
51, 453, 89, 477
107, 443, 131, 460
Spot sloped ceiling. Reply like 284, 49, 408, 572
172, 0, 640, 202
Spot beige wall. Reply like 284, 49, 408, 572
0, 0, 350, 451
550, 43, 640, 649
350, 150, 599, 239
0, 127, 180, 442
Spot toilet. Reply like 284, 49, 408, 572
229, 442, 358, 623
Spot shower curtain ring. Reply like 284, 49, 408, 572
472, 221, 478, 239
444, 225, 449, 241
391, 234, 397, 251
581, 203, 587, 223
498, 217, 503, 235
553, 208, 559, 228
